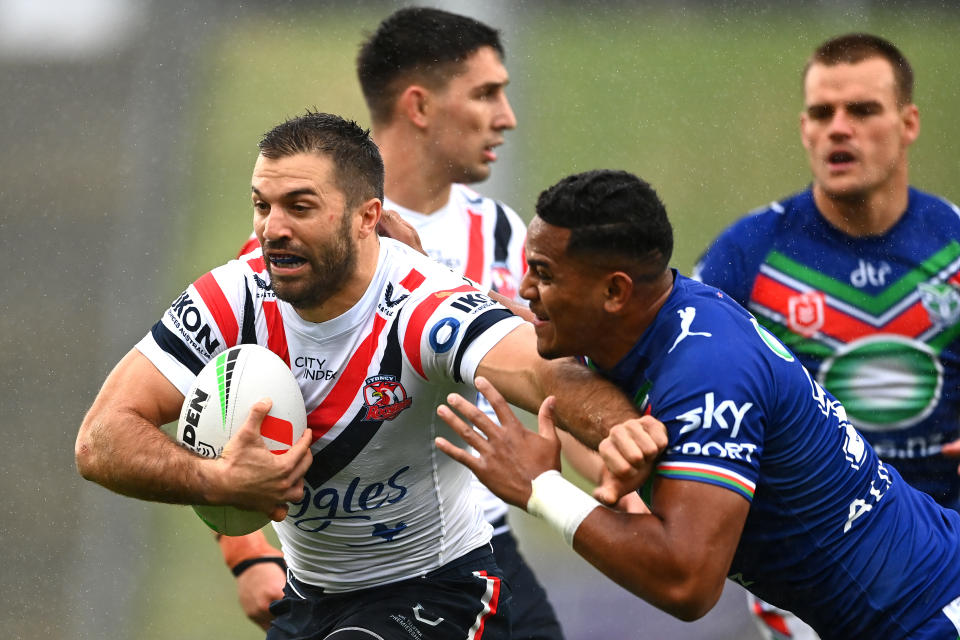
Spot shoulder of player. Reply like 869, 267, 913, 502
658, 279, 764, 356
909, 186, 960, 225
721, 193, 805, 242
453, 184, 524, 221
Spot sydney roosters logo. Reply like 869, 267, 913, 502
362, 375, 413, 421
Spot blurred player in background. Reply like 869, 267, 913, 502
694, 33, 960, 639
436, 168, 960, 640
225, 7, 567, 637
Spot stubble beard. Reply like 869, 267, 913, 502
268, 214, 358, 311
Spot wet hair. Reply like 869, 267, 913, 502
805, 33, 914, 106
535, 170, 673, 279
356, 7, 505, 124
258, 110, 384, 208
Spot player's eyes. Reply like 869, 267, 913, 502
848, 104, 881, 118
807, 106, 832, 121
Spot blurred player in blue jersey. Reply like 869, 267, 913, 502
694, 33, 960, 639
221, 8, 568, 638
435, 169, 960, 640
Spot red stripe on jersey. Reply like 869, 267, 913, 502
464, 209, 485, 283
950, 272, 960, 288
193, 272, 239, 348
751, 274, 934, 341
520, 234, 528, 275
306, 313, 389, 440
247, 256, 266, 272
400, 268, 425, 291
236, 233, 260, 259
470, 570, 501, 639
403, 284, 476, 379
261, 300, 290, 366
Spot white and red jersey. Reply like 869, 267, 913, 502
386, 184, 527, 301
136, 238, 525, 592
387, 184, 528, 531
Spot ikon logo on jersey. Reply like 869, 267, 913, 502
787, 291, 824, 337
362, 375, 413, 421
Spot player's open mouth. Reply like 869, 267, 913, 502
828, 150, 855, 165
268, 253, 307, 269
483, 145, 498, 162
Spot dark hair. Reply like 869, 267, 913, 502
258, 110, 384, 209
805, 33, 914, 105
535, 170, 673, 278
357, 7, 505, 124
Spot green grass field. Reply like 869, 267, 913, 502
144, 4, 960, 638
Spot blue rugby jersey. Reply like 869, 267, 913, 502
587, 273, 960, 639
694, 187, 960, 509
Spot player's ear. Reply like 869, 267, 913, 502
399, 85, 430, 129
602, 271, 633, 313
901, 103, 920, 146
356, 198, 382, 239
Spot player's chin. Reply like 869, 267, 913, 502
533, 332, 564, 361
462, 164, 491, 184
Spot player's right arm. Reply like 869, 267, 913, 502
74, 347, 311, 519
437, 378, 747, 621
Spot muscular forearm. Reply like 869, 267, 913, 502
75, 348, 219, 505
573, 509, 723, 621
76, 406, 216, 505
538, 357, 639, 448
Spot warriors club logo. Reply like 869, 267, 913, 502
362, 375, 413, 421
787, 291, 825, 337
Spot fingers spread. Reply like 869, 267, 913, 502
435, 436, 480, 472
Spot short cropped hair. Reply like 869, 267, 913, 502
357, 7, 505, 124
258, 110, 384, 209
535, 170, 673, 279
804, 33, 914, 106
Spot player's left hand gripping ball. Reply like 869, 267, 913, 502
176, 344, 307, 534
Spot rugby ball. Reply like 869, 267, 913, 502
176, 344, 307, 535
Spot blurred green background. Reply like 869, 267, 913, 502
4, 1, 959, 638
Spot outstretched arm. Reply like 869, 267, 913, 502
436, 378, 748, 621
75, 348, 313, 520
475, 322, 653, 448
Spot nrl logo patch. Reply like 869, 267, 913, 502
787, 291, 824, 337
362, 375, 413, 421
918, 282, 960, 326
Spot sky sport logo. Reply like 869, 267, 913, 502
362, 375, 413, 421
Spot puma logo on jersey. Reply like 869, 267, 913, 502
668, 306, 712, 353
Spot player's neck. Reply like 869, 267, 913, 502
589, 270, 675, 371
377, 129, 453, 215
813, 176, 909, 238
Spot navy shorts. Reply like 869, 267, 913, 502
266, 545, 511, 640
490, 520, 565, 640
